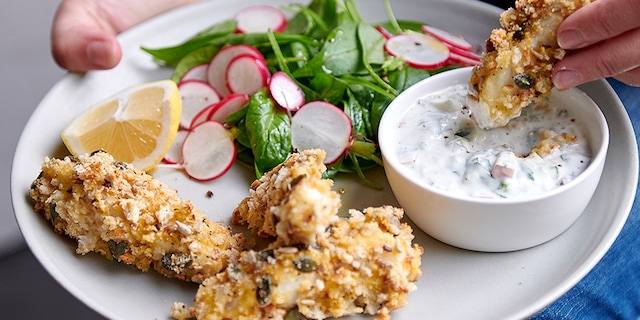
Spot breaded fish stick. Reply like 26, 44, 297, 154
29, 151, 245, 283
171, 206, 424, 320
232, 149, 341, 245
468, 0, 591, 129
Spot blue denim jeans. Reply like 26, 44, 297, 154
533, 79, 640, 319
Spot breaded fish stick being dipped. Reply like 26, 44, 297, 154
468, 0, 592, 129
171, 206, 424, 320
29, 151, 245, 283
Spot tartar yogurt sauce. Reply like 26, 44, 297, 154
394, 84, 591, 199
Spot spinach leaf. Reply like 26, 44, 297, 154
171, 45, 219, 83
287, 0, 339, 39
357, 22, 397, 95
245, 89, 291, 177
386, 66, 433, 92
357, 23, 385, 66
305, 20, 363, 77
145, 31, 319, 66
344, 89, 369, 137
141, 19, 237, 65
375, 19, 426, 34
309, 73, 348, 105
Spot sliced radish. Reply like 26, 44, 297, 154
447, 44, 481, 60
421, 25, 473, 51
180, 64, 209, 82
384, 33, 450, 69
190, 103, 218, 129
207, 44, 266, 97
163, 129, 189, 164
226, 54, 270, 95
269, 71, 305, 111
235, 5, 287, 33
181, 121, 236, 181
449, 52, 482, 66
208, 93, 249, 123
291, 101, 352, 164
374, 25, 393, 39
178, 80, 221, 129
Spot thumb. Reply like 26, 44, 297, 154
51, 3, 122, 71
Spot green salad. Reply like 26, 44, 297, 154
142, 0, 475, 188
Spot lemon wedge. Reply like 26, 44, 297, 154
62, 80, 182, 171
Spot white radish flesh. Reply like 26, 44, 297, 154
190, 103, 218, 129
162, 129, 188, 164
180, 64, 208, 82
207, 44, 266, 97
421, 25, 473, 51
226, 54, 270, 95
209, 93, 249, 123
178, 80, 221, 129
449, 52, 482, 66
447, 43, 481, 60
269, 71, 305, 111
291, 101, 352, 164
181, 121, 236, 181
385, 33, 450, 69
235, 5, 287, 33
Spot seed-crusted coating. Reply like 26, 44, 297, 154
468, 0, 591, 129
232, 149, 341, 245
172, 206, 424, 320
29, 151, 245, 283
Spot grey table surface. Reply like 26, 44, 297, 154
0, 0, 102, 318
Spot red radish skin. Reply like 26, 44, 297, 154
190, 103, 218, 129
226, 54, 270, 95
207, 44, 266, 97
449, 52, 482, 66
178, 80, 221, 129
384, 33, 450, 69
446, 44, 481, 60
269, 71, 305, 111
163, 129, 189, 164
208, 93, 249, 123
291, 101, 353, 164
421, 25, 473, 51
235, 5, 287, 33
180, 64, 208, 82
181, 121, 236, 181
374, 25, 393, 39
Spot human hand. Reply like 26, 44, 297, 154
552, 0, 640, 88
51, 0, 199, 71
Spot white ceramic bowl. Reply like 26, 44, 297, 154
379, 67, 609, 252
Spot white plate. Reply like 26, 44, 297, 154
11, 0, 638, 319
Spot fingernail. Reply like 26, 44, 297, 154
86, 40, 113, 69
557, 29, 585, 49
553, 69, 584, 89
